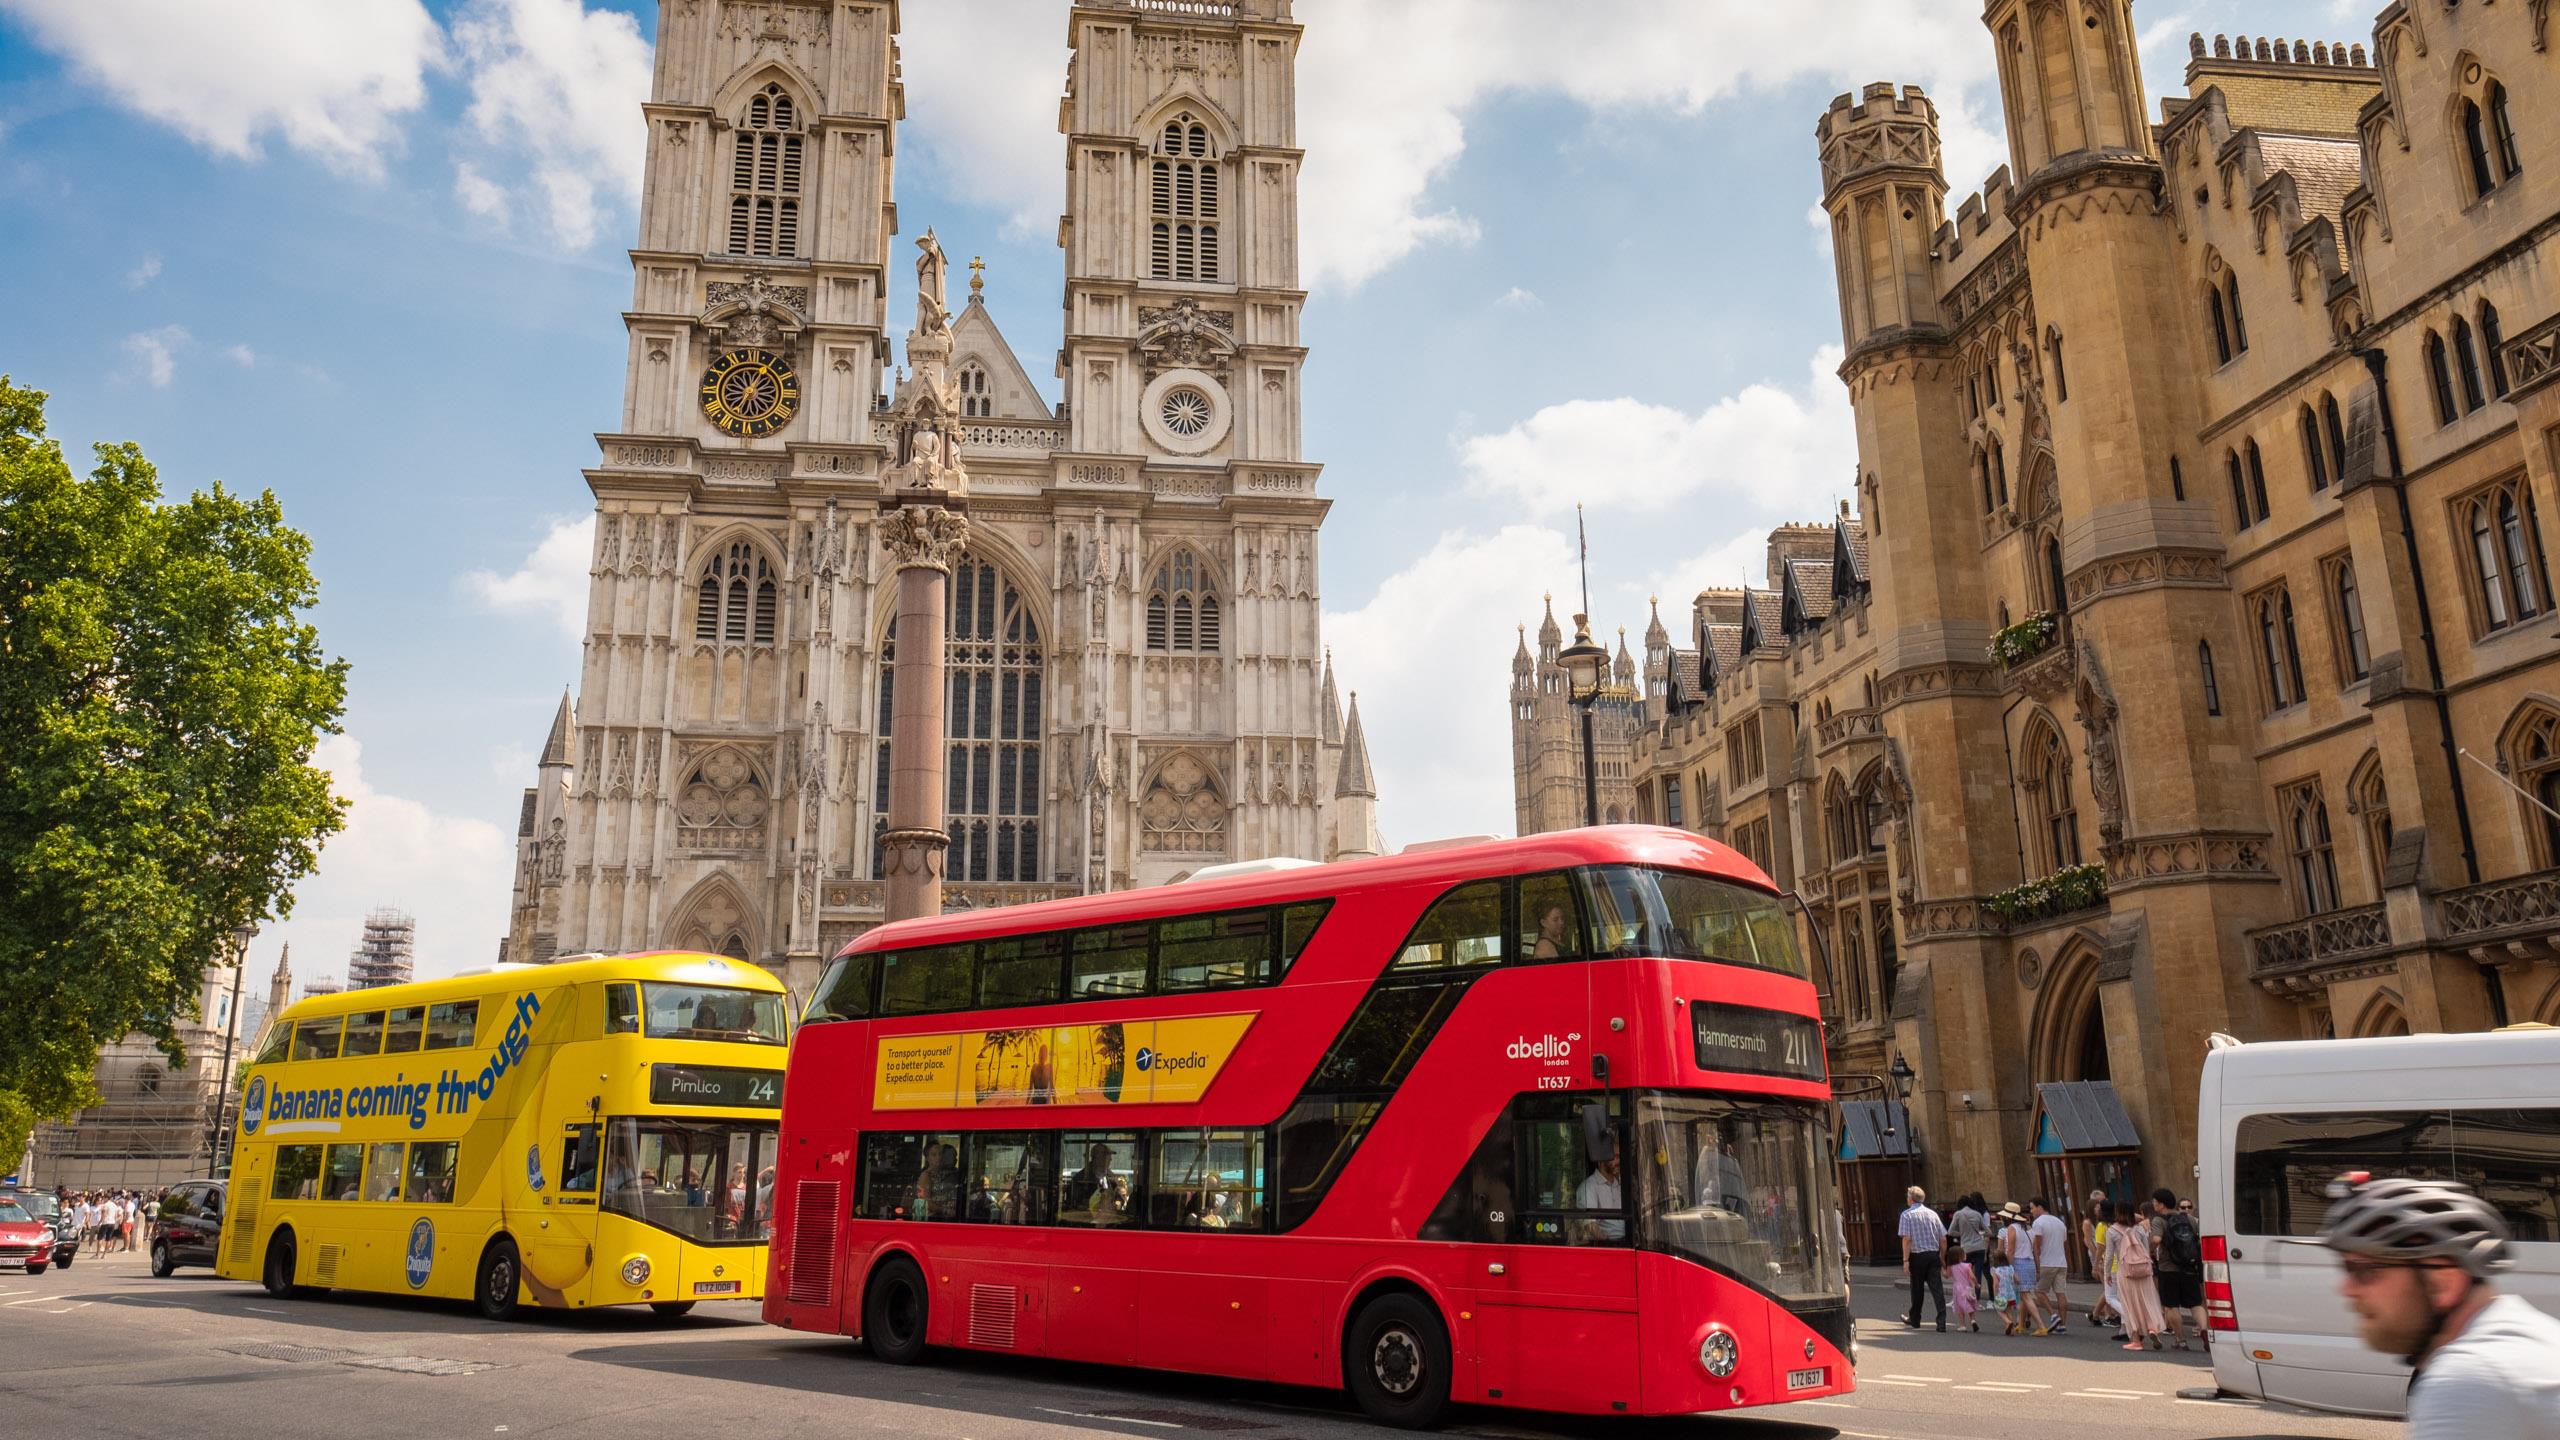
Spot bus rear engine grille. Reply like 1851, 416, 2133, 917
968, 1283, 1019, 1349
785, 1179, 841, 1308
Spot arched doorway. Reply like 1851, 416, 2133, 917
668, 877, 759, 963
2028, 938, 2141, 1276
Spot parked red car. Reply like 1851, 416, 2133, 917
0, 1199, 53, 1275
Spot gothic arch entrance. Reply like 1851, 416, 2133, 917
2027, 937, 2140, 1277
668, 877, 760, 962
2029, 936, 2112, 1087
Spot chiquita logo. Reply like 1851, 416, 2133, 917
240, 1075, 267, 1134
404, 1218, 436, 1289
1507, 1033, 1579, 1059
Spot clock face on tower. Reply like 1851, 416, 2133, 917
698, 348, 800, 438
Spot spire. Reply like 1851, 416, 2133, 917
1613, 627, 1636, 684
1335, 692, 1377, 799
540, 688, 573, 767
1645, 594, 1669, 648
266, 944, 293, 1018
1320, 647, 1344, 746
1537, 592, 1562, 658
1512, 623, 1533, 673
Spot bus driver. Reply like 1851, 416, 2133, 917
1577, 1137, 1626, 1243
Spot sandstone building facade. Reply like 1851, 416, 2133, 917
503, 0, 1378, 999
1518, 2, 2560, 1204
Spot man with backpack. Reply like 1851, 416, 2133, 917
2151, 1188, 2207, 1350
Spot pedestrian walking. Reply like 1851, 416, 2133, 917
2113, 1203, 2167, 1349
2028, 1197, 2070, 1334
1897, 1185, 1949, 1332
1949, 1192, 1990, 1304
2151, 1187, 2209, 1349
2091, 1200, 2125, 1335
121, 1191, 139, 1252
1998, 1202, 2041, 1334
1949, 1254, 1981, 1331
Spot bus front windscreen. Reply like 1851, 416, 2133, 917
633, 984, 788, 1045
600, 1118, 780, 1242
1633, 1092, 1843, 1307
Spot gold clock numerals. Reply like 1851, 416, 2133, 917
699, 348, 800, 439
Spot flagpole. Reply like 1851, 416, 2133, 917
1577, 503, 1592, 618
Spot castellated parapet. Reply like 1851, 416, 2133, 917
2190, 32, 2371, 72
1816, 83, 1941, 199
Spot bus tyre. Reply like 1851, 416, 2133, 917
262, 1231, 301, 1298
475, 1238, 523, 1322
862, 1256, 930, 1365
150, 1242, 175, 1278
649, 1301, 696, 1319
1345, 1293, 1451, 1430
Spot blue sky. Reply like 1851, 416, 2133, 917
0, 0, 2365, 982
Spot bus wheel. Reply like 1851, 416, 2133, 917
150, 1241, 176, 1278
262, 1231, 302, 1298
1344, 1292, 1451, 1430
475, 1238, 523, 1322
649, 1301, 696, 1319
862, 1256, 929, 1365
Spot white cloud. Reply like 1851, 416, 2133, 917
463, 514, 593, 642
1495, 286, 1542, 310
1459, 346, 1855, 518
449, 0, 650, 248
894, 2, 1071, 241
1325, 524, 1579, 846
1292, 0, 2003, 290
266, 733, 514, 985
453, 161, 511, 225
122, 325, 190, 388
1644, 527, 1782, 605
223, 343, 257, 368
124, 254, 161, 289
1, 0, 442, 177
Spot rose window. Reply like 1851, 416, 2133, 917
1159, 386, 1214, 439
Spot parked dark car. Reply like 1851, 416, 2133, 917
0, 1189, 76, 1270
150, 1179, 226, 1276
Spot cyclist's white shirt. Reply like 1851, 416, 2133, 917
2409, 1294, 2560, 1440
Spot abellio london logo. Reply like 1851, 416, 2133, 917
1506, 1033, 1579, 1060
240, 1075, 266, 1134
404, 1218, 435, 1289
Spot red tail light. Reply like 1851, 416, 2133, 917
2202, 1233, 2237, 1331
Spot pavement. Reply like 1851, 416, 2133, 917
0, 1250, 2398, 1439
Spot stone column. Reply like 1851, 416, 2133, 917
879, 501, 970, 922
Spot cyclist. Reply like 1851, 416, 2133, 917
2304, 1173, 2560, 1438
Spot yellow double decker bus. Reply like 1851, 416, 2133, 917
218, 952, 788, 1319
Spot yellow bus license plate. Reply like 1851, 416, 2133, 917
694, 1280, 741, 1296
1786, 1366, 1826, 1391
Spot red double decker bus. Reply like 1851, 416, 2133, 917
764, 827, 1851, 1426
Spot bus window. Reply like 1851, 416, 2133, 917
1392, 880, 1504, 970
805, 955, 877, 1023
1634, 1092, 1843, 1304
1070, 925, 1150, 999
911, 1133, 964, 1221
605, 983, 640, 1034
423, 1001, 480, 1051
1274, 1099, 1385, 1231
1158, 910, 1273, 992
363, 1144, 405, 1201
881, 944, 977, 1016
1516, 1094, 1626, 1247
252, 1020, 292, 1066
1055, 1131, 1143, 1228
977, 934, 1066, 1009
1651, 870, 1808, 979
1580, 868, 1653, 957
273, 1145, 323, 1200
560, 1125, 600, 1194
1421, 1113, 1517, 1243
602, 1118, 780, 1240
324, 1143, 365, 1201
383, 1005, 426, 1053
1516, 872, 1586, 962
1278, 901, 1331, 976
405, 1141, 459, 1203
861, 1133, 924, 1220
1153, 1129, 1267, 1231
642, 983, 787, 1044
291, 1019, 343, 1061
962, 1132, 1046, 1224
342, 1011, 386, 1057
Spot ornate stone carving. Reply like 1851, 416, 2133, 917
675, 746, 770, 851
1140, 753, 1228, 854
2073, 637, 2126, 847
1136, 296, 1238, 378
2101, 829, 2278, 892
879, 504, 970, 573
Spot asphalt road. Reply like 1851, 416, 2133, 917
0, 1251, 2400, 1440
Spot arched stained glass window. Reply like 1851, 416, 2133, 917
873, 553, 1045, 883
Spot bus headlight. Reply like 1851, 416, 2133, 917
1700, 1330, 1739, 1379
621, 1255, 651, 1286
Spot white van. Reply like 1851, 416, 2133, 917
2196, 1026, 2560, 1419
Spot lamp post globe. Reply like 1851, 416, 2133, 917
1557, 614, 1610, 829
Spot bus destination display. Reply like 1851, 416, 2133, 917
1690, 1002, 1826, 1082
650, 1063, 783, 1108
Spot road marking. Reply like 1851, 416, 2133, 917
2077, 1387, 2161, 1397
1952, 1382, 2047, 1393
1857, 1377, 1932, 1387
244, 1305, 288, 1314
1882, 1373, 1954, 1382
2063, 1391, 2142, 1400
4, 1296, 56, 1307
1034, 1407, 1181, 1429
1797, 1400, 1855, 1408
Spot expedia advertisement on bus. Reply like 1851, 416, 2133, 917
873, 1013, 1255, 1110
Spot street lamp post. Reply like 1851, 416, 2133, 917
1890, 1051, 1921, 1184
1557, 614, 1610, 829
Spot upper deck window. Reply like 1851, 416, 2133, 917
1579, 866, 1807, 981
641, 983, 788, 1045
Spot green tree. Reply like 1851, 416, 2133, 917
0, 377, 347, 1162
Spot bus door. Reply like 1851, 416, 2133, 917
524, 1120, 602, 1304
1473, 1095, 1641, 1414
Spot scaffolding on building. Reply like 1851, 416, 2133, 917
28, 1031, 233, 1191
349, 907, 417, 990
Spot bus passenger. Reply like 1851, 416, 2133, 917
1064, 1143, 1117, 1211
1531, 904, 1571, 959
1576, 1147, 1626, 1243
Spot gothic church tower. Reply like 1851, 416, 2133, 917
505, 0, 1375, 996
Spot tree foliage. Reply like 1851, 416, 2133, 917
0, 376, 347, 1141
